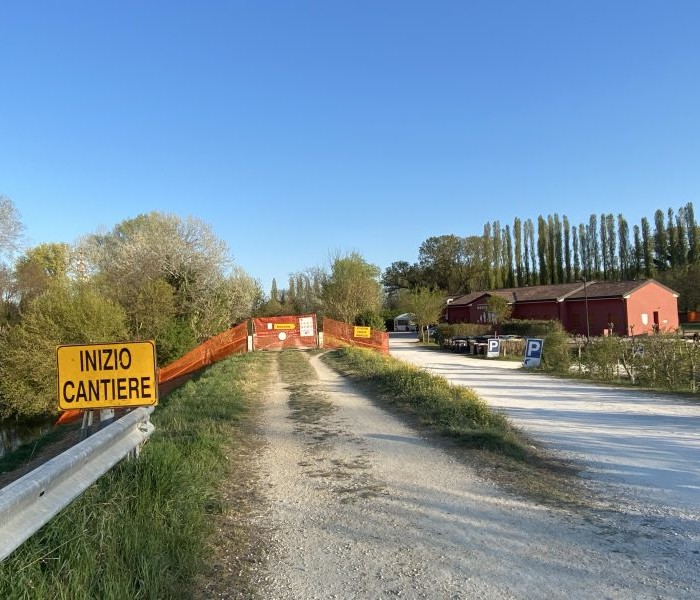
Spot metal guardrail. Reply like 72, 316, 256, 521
0, 407, 155, 561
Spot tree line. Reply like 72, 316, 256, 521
0, 200, 263, 421
383, 202, 700, 311
0, 196, 387, 422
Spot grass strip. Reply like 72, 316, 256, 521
323, 347, 527, 458
323, 348, 588, 507
0, 352, 269, 600
278, 350, 334, 425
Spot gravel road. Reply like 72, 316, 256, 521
254, 350, 699, 599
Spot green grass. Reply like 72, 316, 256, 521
322, 348, 587, 507
0, 352, 270, 600
323, 347, 527, 458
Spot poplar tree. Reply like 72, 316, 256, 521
523, 219, 531, 285
527, 219, 537, 284
600, 214, 608, 279
578, 223, 590, 279
505, 224, 515, 287
667, 208, 678, 268
617, 215, 631, 280
514, 217, 523, 287
633, 224, 643, 279
675, 209, 688, 267
588, 214, 600, 278
554, 213, 564, 284
641, 217, 654, 276
605, 213, 616, 279
685, 202, 698, 264
563, 215, 572, 283
547, 215, 557, 283
653, 209, 669, 270
483, 223, 493, 289
537, 216, 549, 284
572, 227, 580, 281
493, 221, 503, 288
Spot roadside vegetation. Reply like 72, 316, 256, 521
542, 331, 700, 394
0, 352, 270, 600
322, 347, 584, 506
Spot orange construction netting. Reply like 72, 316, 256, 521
56, 322, 249, 425
158, 321, 249, 382
322, 318, 389, 354
252, 314, 318, 351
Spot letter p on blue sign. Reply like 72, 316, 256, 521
523, 338, 544, 368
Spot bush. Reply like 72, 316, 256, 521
500, 319, 563, 337
355, 310, 387, 331
442, 323, 492, 338
541, 330, 572, 373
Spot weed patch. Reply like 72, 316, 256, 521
0, 352, 270, 600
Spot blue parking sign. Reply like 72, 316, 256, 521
487, 338, 500, 358
523, 338, 544, 368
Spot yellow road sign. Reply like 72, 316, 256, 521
353, 326, 371, 338
57, 341, 158, 410
273, 323, 296, 330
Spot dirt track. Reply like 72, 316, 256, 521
252, 351, 698, 599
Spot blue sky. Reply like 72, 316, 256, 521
2, 1, 699, 292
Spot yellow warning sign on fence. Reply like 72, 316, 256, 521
273, 323, 296, 330
57, 341, 158, 410
353, 326, 371, 338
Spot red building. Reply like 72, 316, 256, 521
445, 279, 679, 336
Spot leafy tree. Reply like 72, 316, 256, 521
382, 260, 424, 296
485, 294, 512, 326
0, 282, 128, 420
79, 212, 242, 342
0, 195, 23, 264
14, 243, 72, 308
322, 252, 382, 324
402, 287, 445, 342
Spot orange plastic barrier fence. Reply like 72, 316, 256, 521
252, 314, 318, 351
322, 318, 389, 354
56, 323, 249, 425
158, 321, 249, 383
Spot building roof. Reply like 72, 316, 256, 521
566, 279, 679, 300
489, 282, 586, 303
447, 279, 678, 307
448, 291, 490, 307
